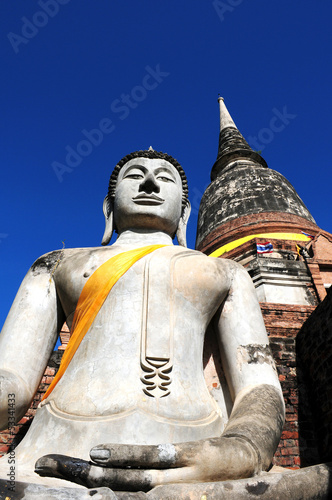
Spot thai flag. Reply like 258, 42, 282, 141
257, 242, 273, 254
301, 231, 314, 239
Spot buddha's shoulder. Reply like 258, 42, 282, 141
30, 246, 110, 275
168, 246, 244, 275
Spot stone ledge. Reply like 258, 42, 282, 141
147, 463, 332, 499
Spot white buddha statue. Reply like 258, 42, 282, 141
0, 150, 284, 495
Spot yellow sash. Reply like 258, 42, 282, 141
42, 244, 166, 400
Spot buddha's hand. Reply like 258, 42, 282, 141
35, 437, 259, 491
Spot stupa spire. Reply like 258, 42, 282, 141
218, 96, 237, 130
196, 98, 316, 253
211, 97, 267, 180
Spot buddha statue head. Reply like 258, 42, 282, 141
102, 150, 191, 246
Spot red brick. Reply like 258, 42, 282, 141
281, 431, 298, 439
286, 414, 298, 421
284, 439, 296, 447
44, 367, 55, 376
18, 416, 30, 425
278, 457, 294, 466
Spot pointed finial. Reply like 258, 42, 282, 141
148, 146, 154, 151
211, 96, 268, 180
218, 96, 237, 132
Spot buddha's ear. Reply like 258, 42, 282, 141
101, 196, 114, 246
176, 200, 191, 247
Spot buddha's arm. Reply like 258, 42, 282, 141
0, 254, 64, 430
215, 260, 285, 472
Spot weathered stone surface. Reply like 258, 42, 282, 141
196, 162, 315, 249
114, 493, 147, 500
211, 127, 268, 179
146, 463, 332, 499
247, 257, 316, 306
0, 480, 117, 499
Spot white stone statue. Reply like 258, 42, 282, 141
0, 150, 284, 496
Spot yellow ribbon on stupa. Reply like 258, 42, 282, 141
209, 232, 311, 258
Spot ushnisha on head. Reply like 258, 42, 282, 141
102, 150, 191, 246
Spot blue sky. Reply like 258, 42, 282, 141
1, 1, 331, 328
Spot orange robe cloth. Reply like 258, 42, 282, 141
42, 244, 166, 400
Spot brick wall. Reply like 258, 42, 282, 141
260, 303, 320, 468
